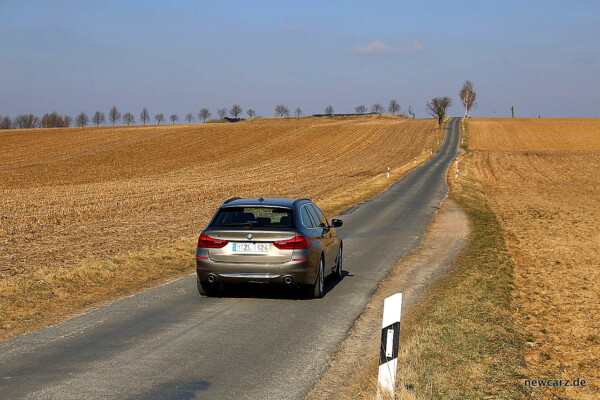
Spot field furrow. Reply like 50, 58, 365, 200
465, 118, 600, 399
0, 115, 437, 339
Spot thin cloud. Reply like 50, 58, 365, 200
350, 40, 425, 55
282, 25, 301, 32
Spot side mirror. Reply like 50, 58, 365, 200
331, 219, 343, 228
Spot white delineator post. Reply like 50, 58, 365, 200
387, 167, 390, 179
377, 293, 403, 400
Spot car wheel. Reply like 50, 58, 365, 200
335, 245, 343, 280
305, 257, 324, 299
197, 277, 218, 297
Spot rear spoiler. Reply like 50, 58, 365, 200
223, 197, 241, 204
293, 198, 311, 205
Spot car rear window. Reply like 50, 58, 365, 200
210, 207, 294, 229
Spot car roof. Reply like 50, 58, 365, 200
221, 197, 311, 208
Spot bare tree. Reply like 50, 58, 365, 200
230, 104, 243, 118
371, 104, 384, 113
0, 116, 12, 129
15, 114, 40, 129
109, 106, 121, 126
388, 99, 400, 115
123, 112, 135, 126
185, 113, 194, 123
324, 105, 334, 115
355, 105, 367, 114
170, 114, 179, 124
217, 108, 228, 119
275, 104, 289, 117
246, 109, 256, 118
426, 96, 452, 129
63, 115, 72, 127
407, 106, 416, 119
41, 112, 66, 128
140, 108, 150, 125
295, 107, 303, 117
459, 80, 476, 118
155, 113, 165, 125
92, 111, 105, 127
198, 108, 211, 122
76, 112, 89, 127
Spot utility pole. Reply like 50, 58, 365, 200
511, 106, 514, 118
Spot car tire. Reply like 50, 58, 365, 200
305, 257, 324, 299
197, 277, 218, 297
335, 245, 343, 280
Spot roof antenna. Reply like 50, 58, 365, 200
258, 196, 264, 202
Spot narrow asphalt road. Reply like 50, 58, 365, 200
0, 118, 460, 400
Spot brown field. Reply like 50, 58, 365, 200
464, 118, 600, 399
0, 115, 439, 340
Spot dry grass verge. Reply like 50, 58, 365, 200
0, 115, 439, 340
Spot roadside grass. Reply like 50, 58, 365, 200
0, 238, 195, 335
350, 150, 530, 399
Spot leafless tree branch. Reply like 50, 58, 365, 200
355, 105, 367, 114
426, 96, 452, 129
199, 108, 211, 122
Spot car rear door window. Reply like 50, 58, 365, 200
300, 206, 315, 228
309, 204, 329, 228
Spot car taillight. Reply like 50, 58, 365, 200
197, 234, 229, 248
273, 236, 311, 250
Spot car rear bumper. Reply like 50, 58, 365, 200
196, 252, 316, 285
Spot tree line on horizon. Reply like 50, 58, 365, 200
0, 83, 477, 130
0, 100, 404, 130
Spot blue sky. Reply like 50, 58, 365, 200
1, 0, 599, 119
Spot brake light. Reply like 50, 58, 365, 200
197, 234, 229, 248
273, 236, 311, 250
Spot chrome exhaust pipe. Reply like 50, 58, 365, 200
284, 276, 293, 285
207, 275, 216, 283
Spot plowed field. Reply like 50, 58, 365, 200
464, 118, 600, 399
0, 115, 438, 339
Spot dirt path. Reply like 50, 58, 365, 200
306, 198, 470, 399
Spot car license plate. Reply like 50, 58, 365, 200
232, 243, 270, 253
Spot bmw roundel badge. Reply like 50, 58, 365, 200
247, 233, 253, 240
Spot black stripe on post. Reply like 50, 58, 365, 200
379, 321, 400, 365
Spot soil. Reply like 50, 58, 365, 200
466, 118, 600, 399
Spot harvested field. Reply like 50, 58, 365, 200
0, 115, 438, 339
464, 118, 600, 399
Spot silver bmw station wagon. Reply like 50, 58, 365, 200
196, 197, 343, 298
